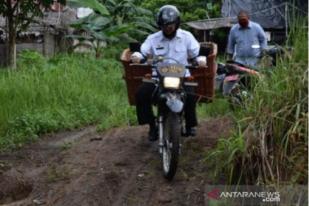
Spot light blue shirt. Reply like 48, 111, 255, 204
227, 21, 267, 67
141, 29, 200, 76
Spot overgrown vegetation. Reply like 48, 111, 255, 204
197, 97, 231, 119
68, 0, 156, 58
0, 0, 65, 68
206, 21, 308, 185
0, 45, 228, 151
0, 50, 136, 151
140, 0, 221, 22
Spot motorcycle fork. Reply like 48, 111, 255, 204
157, 101, 169, 154
158, 115, 164, 154
157, 99, 184, 155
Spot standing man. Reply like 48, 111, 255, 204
223, 10, 267, 95
227, 10, 267, 66
132, 5, 204, 141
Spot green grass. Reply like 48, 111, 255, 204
197, 96, 231, 119
0, 51, 136, 150
0, 48, 230, 151
205, 21, 308, 185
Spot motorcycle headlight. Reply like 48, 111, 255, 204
163, 77, 180, 89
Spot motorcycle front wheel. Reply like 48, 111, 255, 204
162, 112, 180, 181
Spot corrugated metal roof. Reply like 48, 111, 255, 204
0, 7, 77, 32
185, 17, 238, 30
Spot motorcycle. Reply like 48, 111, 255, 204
142, 56, 198, 180
216, 45, 287, 107
216, 60, 260, 107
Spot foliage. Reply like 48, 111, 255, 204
206, 21, 308, 185
68, 0, 156, 58
205, 125, 245, 183
0, 51, 136, 151
0, 0, 65, 68
140, 0, 221, 23
68, 0, 109, 16
197, 98, 231, 119
0, 0, 64, 31
69, 12, 132, 52
102, 0, 157, 40
102, 0, 153, 25
17, 49, 47, 68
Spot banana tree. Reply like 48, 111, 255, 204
68, 0, 156, 58
68, 12, 132, 58
68, 0, 109, 16
102, 0, 157, 40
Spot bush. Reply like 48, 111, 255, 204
17, 50, 47, 70
0, 53, 136, 151
206, 21, 308, 185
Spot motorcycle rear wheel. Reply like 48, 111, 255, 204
162, 112, 180, 181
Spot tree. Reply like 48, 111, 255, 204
68, 0, 109, 16
140, 0, 221, 22
68, 0, 156, 58
100, 0, 156, 41
0, 0, 66, 69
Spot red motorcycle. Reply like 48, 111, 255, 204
216, 60, 260, 107
216, 45, 287, 107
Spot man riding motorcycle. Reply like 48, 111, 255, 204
131, 5, 206, 141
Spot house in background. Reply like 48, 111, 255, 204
186, 0, 308, 52
0, 1, 77, 66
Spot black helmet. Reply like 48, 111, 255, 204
156, 5, 180, 28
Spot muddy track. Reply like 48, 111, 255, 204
0, 117, 233, 206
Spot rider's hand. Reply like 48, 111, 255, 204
130, 52, 143, 63
196, 56, 207, 67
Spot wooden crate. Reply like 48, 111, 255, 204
191, 42, 217, 103
120, 42, 217, 105
121, 49, 151, 105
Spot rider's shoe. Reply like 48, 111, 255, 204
148, 124, 158, 141
187, 127, 197, 137
184, 126, 197, 137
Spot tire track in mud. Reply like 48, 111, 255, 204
43, 126, 159, 206
0, 117, 233, 206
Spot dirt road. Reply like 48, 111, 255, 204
0, 117, 233, 206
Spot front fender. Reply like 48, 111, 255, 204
166, 95, 183, 113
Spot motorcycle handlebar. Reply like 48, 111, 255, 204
142, 78, 157, 84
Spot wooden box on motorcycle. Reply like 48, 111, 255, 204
120, 42, 217, 105
190, 42, 217, 103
